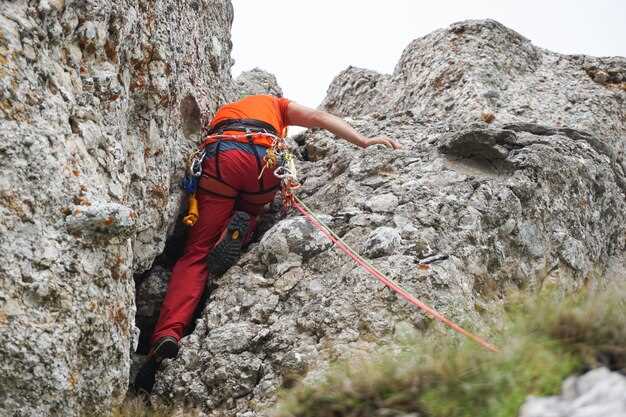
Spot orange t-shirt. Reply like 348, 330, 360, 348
208, 95, 290, 146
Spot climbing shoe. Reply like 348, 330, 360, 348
206, 211, 251, 275
133, 336, 179, 394
149, 336, 180, 360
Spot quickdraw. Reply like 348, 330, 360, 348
258, 134, 301, 210
181, 148, 206, 226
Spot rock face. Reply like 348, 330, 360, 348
0, 0, 236, 415
321, 20, 626, 142
155, 20, 626, 415
520, 368, 626, 417
235, 68, 283, 98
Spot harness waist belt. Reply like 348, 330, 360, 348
203, 141, 268, 158
208, 118, 278, 136
203, 118, 279, 148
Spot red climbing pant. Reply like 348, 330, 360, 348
150, 142, 279, 345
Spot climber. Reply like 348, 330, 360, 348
134, 95, 400, 393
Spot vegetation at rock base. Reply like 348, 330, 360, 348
108, 396, 198, 417
273, 284, 626, 417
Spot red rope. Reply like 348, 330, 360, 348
293, 200, 499, 353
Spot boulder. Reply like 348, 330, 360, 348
520, 368, 626, 417
235, 68, 283, 97
0, 0, 236, 415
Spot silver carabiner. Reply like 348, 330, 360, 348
190, 150, 206, 177
273, 166, 291, 179
191, 161, 202, 177
275, 165, 300, 182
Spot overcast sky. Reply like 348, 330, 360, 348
231, 1, 626, 109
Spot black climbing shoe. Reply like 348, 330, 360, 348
149, 336, 179, 361
206, 211, 251, 275
133, 336, 179, 394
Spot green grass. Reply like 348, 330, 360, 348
274, 284, 626, 417
108, 396, 198, 417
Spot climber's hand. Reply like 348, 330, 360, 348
363, 136, 401, 150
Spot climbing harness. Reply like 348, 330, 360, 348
200, 118, 281, 148
181, 118, 300, 225
292, 196, 500, 353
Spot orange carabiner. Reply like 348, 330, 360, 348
182, 193, 199, 226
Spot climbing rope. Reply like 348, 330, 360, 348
291, 195, 500, 353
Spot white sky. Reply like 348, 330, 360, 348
231, 0, 626, 109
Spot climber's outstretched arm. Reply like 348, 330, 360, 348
286, 101, 400, 149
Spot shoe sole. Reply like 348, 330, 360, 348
206, 211, 250, 275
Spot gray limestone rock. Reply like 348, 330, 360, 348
519, 368, 626, 417
3, 8, 625, 417
439, 128, 517, 160
363, 227, 402, 258
320, 66, 390, 116
0, 0, 236, 415
154, 19, 626, 417
136, 266, 170, 325
366, 193, 400, 213
235, 68, 283, 98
